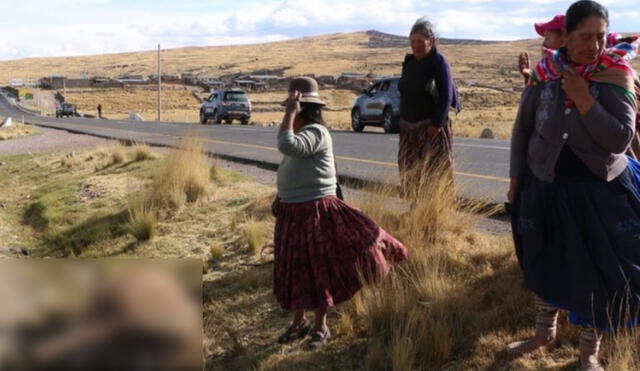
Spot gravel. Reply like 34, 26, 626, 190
0, 126, 108, 155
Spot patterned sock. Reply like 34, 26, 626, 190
534, 296, 559, 340
579, 327, 602, 356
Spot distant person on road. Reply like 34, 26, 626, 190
508, 1, 640, 369
272, 77, 408, 350
397, 17, 461, 201
518, 15, 565, 85
97, 104, 102, 118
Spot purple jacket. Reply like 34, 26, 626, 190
398, 49, 461, 127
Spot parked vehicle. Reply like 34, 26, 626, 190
200, 90, 251, 125
351, 77, 401, 133
56, 102, 76, 118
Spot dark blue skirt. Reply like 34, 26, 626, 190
512, 164, 640, 329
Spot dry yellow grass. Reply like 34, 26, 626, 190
147, 135, 211, 210
208, 243, 225, 263
107, 141, 127, 164
0, 122, 38, 140
239, 218, 270, 256
132, 142, 156, 161
63, 85, 203, 122
127, 196, 158, 242
60, 151, 81, 168
6, 139, 640, 369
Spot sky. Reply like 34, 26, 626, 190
0, 0, 638, 61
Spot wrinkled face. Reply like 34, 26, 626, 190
564, 16, 607, 65
543, 29, 563, 50
410, 33, 433, 60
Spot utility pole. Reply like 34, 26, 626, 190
157, 44, 161, 122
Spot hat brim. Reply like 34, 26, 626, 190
280, 98, 326, 107
534, 22, 545, 37
299, 97, 326, 106
535, 15, 565, 37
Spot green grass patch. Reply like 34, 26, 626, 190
43, 210, 130, 257
212, 167, 250, 184
227, 198, 250, 207
22, 180, 82, 231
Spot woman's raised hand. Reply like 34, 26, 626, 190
285, 90, 302, 116
518, 52, 531, 78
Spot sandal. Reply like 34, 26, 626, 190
277, 320, 311, 344
305, 327, 331, 350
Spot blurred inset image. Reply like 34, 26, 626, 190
0, 259, 202, 371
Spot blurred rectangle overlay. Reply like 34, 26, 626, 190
0, 258, 202, 371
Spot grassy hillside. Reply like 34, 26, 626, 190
0, 31, 542, 87
2, 31, 638, 139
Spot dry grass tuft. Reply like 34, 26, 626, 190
108, 141, 127, 164
60, 152, 81, 168
606, 329, 640, 371
127, 197, 157, 242
209, 243, 225, 262
240, 218, 269, 256
148, 135, 210, 210
209, 163, 219, 181
0, 122, 37, 140
133, 142, 156, 161
352, 162, 525, 369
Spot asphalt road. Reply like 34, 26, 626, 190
0, 95, 510, 203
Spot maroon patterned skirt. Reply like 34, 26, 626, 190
273, 196, 408, 311
397, 118, 454, 197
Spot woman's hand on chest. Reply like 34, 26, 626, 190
560, 68, 596, 115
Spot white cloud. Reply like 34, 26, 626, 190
0, 0, 637, 61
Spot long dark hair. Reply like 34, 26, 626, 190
298, 103, 326, 126
565, 0, 609, 34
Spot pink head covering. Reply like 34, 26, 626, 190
534, 14, 566, 37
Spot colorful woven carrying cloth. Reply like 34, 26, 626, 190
528, 34, 640, 109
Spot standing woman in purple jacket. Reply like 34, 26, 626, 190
397, 17, 461, 200
507, 1, 640, 369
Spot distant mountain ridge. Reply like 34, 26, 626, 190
364, 30, 502, 48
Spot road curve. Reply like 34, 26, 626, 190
0, 95, 510, 204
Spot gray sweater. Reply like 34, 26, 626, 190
510, 81, 636, 182
277, 124, 337, 203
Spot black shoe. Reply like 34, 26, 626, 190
277, 320, 311, 344
305, 328, 330, 350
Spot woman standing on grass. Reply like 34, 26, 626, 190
508, 1, 640, 369
397, 17, 461, 200
272, 77, 408, 350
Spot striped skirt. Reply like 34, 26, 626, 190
273, 196, 408, 311
397, 118, 454, 198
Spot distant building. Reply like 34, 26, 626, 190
39, 76, 67, 90
181, 72, 200, 85
205, 81, 225, 92
317, 75, 338, 85
116, 75, 149, 85
234, 80, 258, 90
10, 78, 24, 87
337, 72, 371, 89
